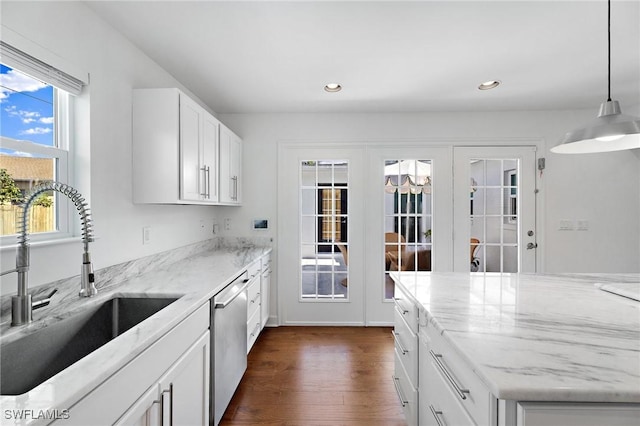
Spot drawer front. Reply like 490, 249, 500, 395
394, 306, 418, 389
426, 325, 493, 425
247, 260, 261, 281
423, 352, 477, 426
247, 308, 261, 353
393, 285, 419, 335
247, 277, 261, 321
393, 350, 419, 426
261, 253, 272, 272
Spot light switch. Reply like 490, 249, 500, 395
559, 220, 574, 231
577, 220, 589, 231
142, 226, 151, 244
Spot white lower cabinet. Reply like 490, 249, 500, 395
58, 303, 210, 426
394, 293, 640, 426
246, 253, 272, 354
393, 292, 419, 426
246, 260, 261, 354
115, 332, 209, 426
260, 253, 271, 328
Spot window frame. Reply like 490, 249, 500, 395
0, 70, 74, 246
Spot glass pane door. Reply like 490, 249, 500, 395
453, 147, 537, 273
300, 160, 349, 300
383, 159, 433, 299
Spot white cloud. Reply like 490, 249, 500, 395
5, 105, 48, 124
0, 69, 47, 102
21, 127, 52, 135
9, 151, 35, 158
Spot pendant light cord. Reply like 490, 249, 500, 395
607, 0, 611, 102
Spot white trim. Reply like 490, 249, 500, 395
0, 25, 88, 90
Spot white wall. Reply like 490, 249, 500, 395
1, 1, 638, 299
220, 111, 640, 273
1, 2, 220, 294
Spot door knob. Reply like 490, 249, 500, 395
526, 242, 538, 250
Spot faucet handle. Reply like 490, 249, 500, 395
32, 288, 58, 311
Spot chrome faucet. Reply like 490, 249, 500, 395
0, 182, 96, 326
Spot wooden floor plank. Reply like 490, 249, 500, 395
220, 327, 406, 426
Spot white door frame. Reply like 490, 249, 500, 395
277, 140, 542, 326
453, 146, 538, 272
365, 146, 453, 326
278, 143, 366, 325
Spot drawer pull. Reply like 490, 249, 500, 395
430, 350, 470, 400
392, 297, 409, 314
429, 405, 446, 426
391, 331, 408, 355
392, 375, 408, 407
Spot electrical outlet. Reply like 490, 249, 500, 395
142, 226, 151, 244
224, 218, 231, 231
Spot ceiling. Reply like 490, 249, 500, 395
86, 1, 640, 114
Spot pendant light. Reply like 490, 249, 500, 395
551, 0, 640, 154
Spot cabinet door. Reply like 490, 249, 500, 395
219, 125, 242, 204
229, 133, 242, 203
158, 331, 210, 426
114, 385, 160, 426
261, 269, 270, 328
202, 115, 219, 202
179, 95, 203, 201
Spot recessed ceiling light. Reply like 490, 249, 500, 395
478, 80, 501, 90
324, 83, 342, 93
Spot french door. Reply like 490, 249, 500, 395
278, 145, 366, 325
278, 144, 538, 326
453, 147, 537, 272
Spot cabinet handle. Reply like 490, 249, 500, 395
160, 384, 173, 426
205, 165, 211, 198
231, 176, 238, 201
200, 166, 208, 198
429, 405, 446, 426
430, 350, 470, 400
391, 331, 408, 355
392, 375, 408, 407
250, 322, 261, 337
250, 292, 260, 304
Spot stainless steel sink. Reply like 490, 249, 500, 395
0, 296, 178, 395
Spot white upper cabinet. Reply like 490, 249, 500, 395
219, 123, 242, 204
133, 88, 240, 205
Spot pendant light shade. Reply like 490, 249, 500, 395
552, 100, 640, 153
551, 0, 640, 154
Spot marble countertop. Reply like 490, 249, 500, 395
0, 240, 271, 425
390, 272, 640, 403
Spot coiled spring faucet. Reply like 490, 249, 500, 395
0, 182, 96, 326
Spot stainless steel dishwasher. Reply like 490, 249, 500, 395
211, 271, 249, 425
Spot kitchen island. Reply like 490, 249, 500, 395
390, 272, 640, 426
0, 238, 271, 425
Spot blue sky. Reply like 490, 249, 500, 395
0, 64, 54, 150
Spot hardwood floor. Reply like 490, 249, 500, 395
220, 327, 407, 426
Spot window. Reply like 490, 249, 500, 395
384, 159, 433, 299
469, 159, 519, 272
0, 41, 84, 242
300, 160, 349, 300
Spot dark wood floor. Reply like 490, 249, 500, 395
220, 326, 407, 426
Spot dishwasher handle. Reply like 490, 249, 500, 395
214, 278, 250, 309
